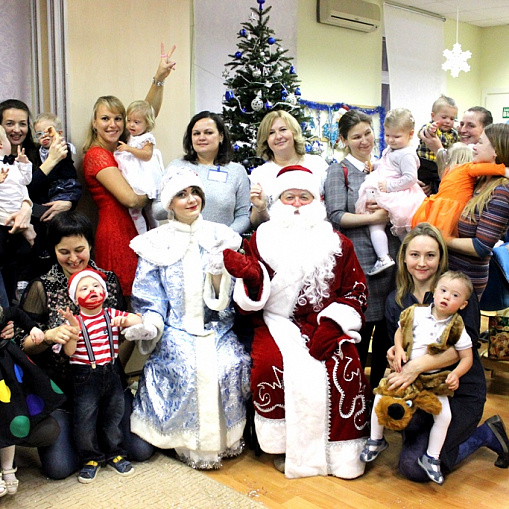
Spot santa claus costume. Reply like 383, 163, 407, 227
225, 166, 372, 479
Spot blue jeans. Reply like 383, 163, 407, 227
72, 361, 125, 464
38, 390, 154, 479
38, 409, 80, 480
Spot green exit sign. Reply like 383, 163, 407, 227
504, 107, 509, 118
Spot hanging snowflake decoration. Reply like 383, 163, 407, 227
442, 8, 471, 79
442, 43, 471, 78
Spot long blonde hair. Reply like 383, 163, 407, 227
395, 223, 448, 307
462, 123, 509, 221
83, 96, 128, 153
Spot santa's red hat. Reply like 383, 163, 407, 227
273, 165, 321, 200
68, 268, 108, 304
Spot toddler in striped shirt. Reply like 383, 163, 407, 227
59, 268, 154, 484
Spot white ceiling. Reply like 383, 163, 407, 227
393, 0, 509, 28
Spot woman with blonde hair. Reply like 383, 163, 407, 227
83, 46, 176, 297
249, 110, 327, 227
446, 123, 509, 299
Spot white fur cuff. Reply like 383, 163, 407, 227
203, 269, 231, 311
122, 322, 158, 341
318, 303, 362, 343
137, 311, 164, 355
232, 263, 271, 312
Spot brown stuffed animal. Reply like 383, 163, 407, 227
374, 375, 450, 431
374, 304, 464, 431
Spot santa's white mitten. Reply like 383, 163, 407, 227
122, 322, 158, 341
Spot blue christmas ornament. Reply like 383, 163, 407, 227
281, 89, 288, 98
235, 51, 243, 59
233, 144, 240, 151
225, 90, 235, 101
268, 37, 275, 45
290, 66, 296, 74
265, 100, 273, 110
295, 87, 301, 96
305, 144, 312, 153
323, 123, 339, 144
239, 29, 247, 37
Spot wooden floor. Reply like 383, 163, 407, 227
204, 368, 509, 508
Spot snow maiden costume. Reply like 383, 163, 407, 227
129, 168, 251, 469
225, 166, 372, 479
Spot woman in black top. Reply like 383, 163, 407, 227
385, 223, 509, 481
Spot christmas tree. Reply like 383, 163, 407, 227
222, 0, 316, 170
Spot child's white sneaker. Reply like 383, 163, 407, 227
367, 256, 395, 276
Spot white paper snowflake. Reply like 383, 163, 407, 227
442, 43, 471, 78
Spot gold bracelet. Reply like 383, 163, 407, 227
152, 77, 165, 87
253, 204, 267, 213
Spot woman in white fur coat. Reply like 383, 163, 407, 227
129, 167, 251, 469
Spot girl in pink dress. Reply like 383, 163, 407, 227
356, 108, 426, 276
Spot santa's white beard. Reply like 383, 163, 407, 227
258, 200, 341, 310
269, 198, 327, 229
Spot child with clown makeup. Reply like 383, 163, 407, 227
59, 268, 155, 484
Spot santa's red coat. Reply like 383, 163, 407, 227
233, 229, 372, 479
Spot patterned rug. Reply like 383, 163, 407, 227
2, 448, 263, 508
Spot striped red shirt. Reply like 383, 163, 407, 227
70, 308, 128, 365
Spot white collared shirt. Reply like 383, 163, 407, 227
402, 304, 472, 362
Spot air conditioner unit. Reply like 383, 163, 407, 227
317, 0, 381, 33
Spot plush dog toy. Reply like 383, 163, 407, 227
374, 304, 465, 431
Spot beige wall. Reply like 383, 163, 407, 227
297, 0, 382, 106
297, 0, 509, 115
66, 0, 191, 217
480, 25, 509, 92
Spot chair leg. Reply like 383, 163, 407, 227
243, 397, 262, 456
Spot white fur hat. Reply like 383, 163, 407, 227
68, 268, 108, 305
160, 167, 204, 212
272, 165, 321, 200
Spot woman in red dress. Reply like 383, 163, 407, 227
82, 46, 176, 296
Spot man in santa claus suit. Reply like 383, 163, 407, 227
224, 165, 371, 479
